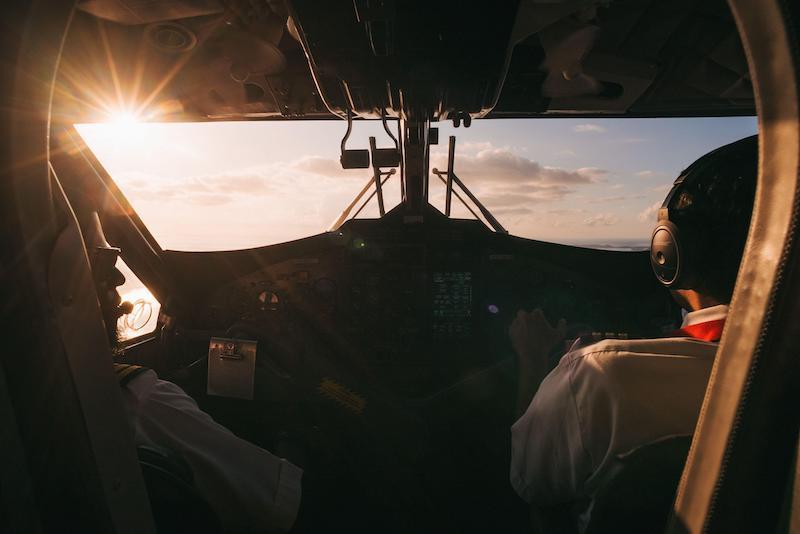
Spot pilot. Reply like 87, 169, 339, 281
508, 135, 758, 525
78, 202, 303, 533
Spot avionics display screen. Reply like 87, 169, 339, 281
432, 271, 472, 338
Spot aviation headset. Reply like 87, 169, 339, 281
649, 135, 758, 289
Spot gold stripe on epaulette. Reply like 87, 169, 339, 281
113, 363, 144, 383
318, 377, 366, 415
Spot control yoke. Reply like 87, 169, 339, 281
340, 109, 370, 169
340, 109, 401, 170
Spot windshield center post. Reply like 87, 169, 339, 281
401, 116, 431, 214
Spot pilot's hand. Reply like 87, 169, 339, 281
509, 309, 567, 366
510, 309, 567, 417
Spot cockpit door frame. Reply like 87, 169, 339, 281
2, 1, 156, 531
669, 1, 800, 531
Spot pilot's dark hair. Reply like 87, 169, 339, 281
668, 134, 758, 302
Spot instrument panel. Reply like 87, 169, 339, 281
175, 210, 676, 399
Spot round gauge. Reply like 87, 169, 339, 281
258, 289, 280, 311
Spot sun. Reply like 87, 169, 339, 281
75, 107, 164, 159
101, 109, 150, 150
109, 110, 140, 127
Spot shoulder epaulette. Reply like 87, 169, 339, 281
113, 363, 150, 387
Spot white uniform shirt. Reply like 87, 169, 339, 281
122, 370, 303, 533
510, 305, 728, 505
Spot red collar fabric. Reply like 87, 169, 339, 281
670, 318, 726, 342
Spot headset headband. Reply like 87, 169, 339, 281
651, 135, 758, 289
657, 140, 741, 224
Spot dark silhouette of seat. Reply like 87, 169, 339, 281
586, 435, 692, 534
137, 445, 222, 534
531, 435, 692, 534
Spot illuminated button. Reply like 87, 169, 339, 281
258, 290, 280, 311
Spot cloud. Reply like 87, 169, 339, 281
114, 162, 389, 250
652, 184, 672, 193
493, 206, 534, 216
575, 167, 609, 180
114, 171, 155, 189
205, 173, 272, 193
288, 156, 352, 176
555, 149, 577, 157
638, 201, 662, 222
587, 194, 646, 204
113, 144, 616, 246
546, 208, 588, 215
426, 144, 610, 217
430, 146, 606, 186
423, 143, 618, 226
636, 170, 655, 177
481, 185, 572, 207
187, 193, 231, 206
573, 123, 607, 133
112, 154, 367, 209
129, 155, 591, 215
611, 183, 624, 189
584, 213, 620, 226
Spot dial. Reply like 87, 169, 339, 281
258, 289, 280, 311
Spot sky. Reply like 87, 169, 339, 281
76, 116, 758, 252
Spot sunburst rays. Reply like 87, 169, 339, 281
55, 16, 224, 125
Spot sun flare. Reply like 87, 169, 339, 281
109, 110, 140, 127
100, 109, 150, 150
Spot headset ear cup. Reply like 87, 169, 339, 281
650, 220, 683, 287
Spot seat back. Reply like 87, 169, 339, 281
137, 445, 221, 534
2, 2, 157, 530
584, 435, 692, 534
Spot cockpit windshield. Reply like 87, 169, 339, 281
77, 116, 756, 252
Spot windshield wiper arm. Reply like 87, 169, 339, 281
432, 136, 508, 234
328, 168, 396, 231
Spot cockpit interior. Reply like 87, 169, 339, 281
2, 0, 799, 533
